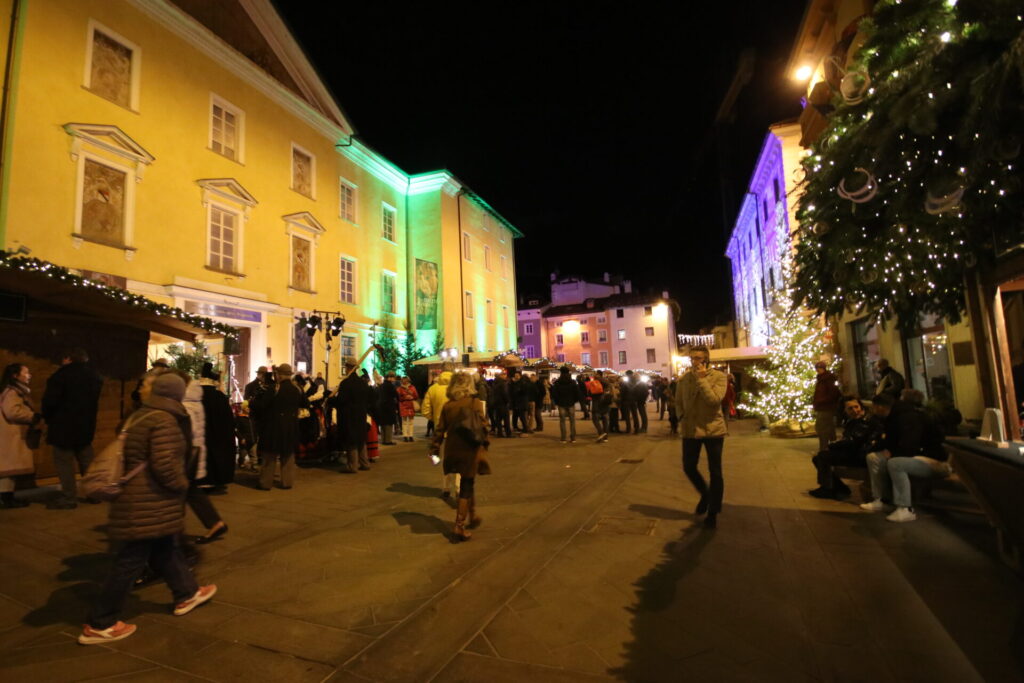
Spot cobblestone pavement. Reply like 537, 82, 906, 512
1, 410, 1021, 682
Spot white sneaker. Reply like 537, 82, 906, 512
859, 499, 887, 512
886, 507, 917, 523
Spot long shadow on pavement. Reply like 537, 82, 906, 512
387, 482, 443, 498
392, 511, 450, 536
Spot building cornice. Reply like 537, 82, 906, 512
338, 139, 409, 193
126, 0, 347, 142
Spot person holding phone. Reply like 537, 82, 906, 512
674, 345, 728, 528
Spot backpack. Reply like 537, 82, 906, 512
80, 412, 149, 502
452, 398, 489, 449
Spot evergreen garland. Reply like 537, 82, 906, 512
793, 0, 1024, 331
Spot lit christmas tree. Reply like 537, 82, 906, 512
793, 0, 1024, 331
740, 252, 835, 429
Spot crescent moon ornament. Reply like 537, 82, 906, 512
837, 168, 879, 204
840, 68, 872, 105
924, 186, 964, 214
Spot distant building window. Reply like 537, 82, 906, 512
774, 176, 781, 202
463, 232, 471, 261
340, 335, 356, 364
291, 144, 315, 198
616, 309, 624, 318
645, 327, 654, 336
465, 291, 474, 318
598, 329, 608, 343
86, 24, 139, 110
339, 179, 357, 223
210, 94, 243, 161
501, 254, 508, 279
581, 318, 588, 325
524, 322, 534, 335
485, 245, 492, 271
646, 349, 656, 363
502, 305, 509, 329
581, 352, 591, 365
557, 353, 566, 363
339, 257, 356, 304
597, 316, 606, 323
644, 306, 653, 316
581, 331, 590, 344
617, 329, 626, 340
487, 299, 494, 324
382, 204, 396, 242
382, 272, 397, 314
599, 351, 609, 366
207, 204, 240, 273
618, 351, 627, 365
525, 345, 536, 357
556, 334, 564, 345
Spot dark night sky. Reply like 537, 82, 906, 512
275, 1, 808, 331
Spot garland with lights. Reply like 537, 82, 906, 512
0, 254, 239, 339
793, 0, 1024, 331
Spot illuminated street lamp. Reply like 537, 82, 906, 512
793, 64, 813, 81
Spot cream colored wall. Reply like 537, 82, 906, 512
4, 0, 408, 375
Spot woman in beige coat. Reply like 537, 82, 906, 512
0, 363, 38, 508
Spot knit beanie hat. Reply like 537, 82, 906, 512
151, 373, 186, 402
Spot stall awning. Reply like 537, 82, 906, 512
412, 351, 507, 367
710, 346, 767, 362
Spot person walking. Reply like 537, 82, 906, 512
252, 364, 306, 489
509, 372, 531, 435
489, 372, 512, 437
587, 372, 610, 442
42, 348, 103, 509
422, 368, 459, 496
541, 376, 553, 415
377, 372, 399, 446
532, 373, 545, 432
78, 373, 216, 645
523, 374, 538, 433
197, 365, 236, 492
608, 375, 622, 433
180, 373, 228, 544
0, 363, 38, 508
620, 371, 639, 434
675, 345, 728, 529
550, 366, 581, 443
430, 372, 491, 543
396, 376, 420, 442
633, 376, 650, 433
812, 361, 842, 452
332, 361, 374, 473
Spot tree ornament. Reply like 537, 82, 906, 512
924, 186, 964, 214
812, 221, 831, 235
862, 267, 879, 284
837, 168, 879, 204
840, 67, 872, 105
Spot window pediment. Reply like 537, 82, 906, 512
64, 123, 154, 178
282, 211, 325, 237
197, 178, 258, 217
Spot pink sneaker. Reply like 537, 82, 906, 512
173, 584, 217, 616
78, 621, 137, 645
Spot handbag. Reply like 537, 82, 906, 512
80, 412, 148, 502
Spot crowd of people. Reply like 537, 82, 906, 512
0, 344, 968, 646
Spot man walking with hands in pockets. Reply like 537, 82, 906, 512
675, 345, 728, 529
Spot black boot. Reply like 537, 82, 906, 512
0, 492, 28, 509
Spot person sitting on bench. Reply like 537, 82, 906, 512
809, 396, 883, 500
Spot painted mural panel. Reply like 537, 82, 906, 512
292, 148, 312, 196
291, 235, 311, 291
90, 31, 132, 107
81, 159, 126, 244
415, 259, 438, 330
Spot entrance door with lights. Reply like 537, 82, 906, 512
902, 313, 953, 403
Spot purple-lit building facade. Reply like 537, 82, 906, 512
726, 122, 803, 347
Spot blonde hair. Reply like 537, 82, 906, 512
446, 371, 477, 401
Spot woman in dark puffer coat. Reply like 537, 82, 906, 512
79, 373, 217, 645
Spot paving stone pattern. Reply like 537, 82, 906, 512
0, 411, 1021, 682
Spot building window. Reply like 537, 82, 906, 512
618, 351, 627, 365
616, 309, 624, 318
465, 291, 474, 318
291, 144, 315, 198
290, 235, 313, 291
381, 203, 397, 242
598, 329, 608, 343
85, 22, 140, 110
555, 334, 564, 345
645, 327, 655, 336
581, 352, 591, 365
524, 322, 534, 335
340, 335, 356, 365
485, 245, 492, 271
339, 179, 357, 223
500, 254, 507, 279
581, 318, 588, 325
597, 316, 606, 323
79, 157, 131, 248
487, 299, 495, 324
210, 94, 243, 162
646, 349, 657, 363
339, 257, 356, 304
208, 204, 240, 273
525, 344, 536, 357
463, 232, 471, 261
581, 331, 590, 344
599, 351, 609, 366
644, 306, 653, 316
502, 305, 509, 329
617, 329, 626, 340
382, 272, 397, 314
557, 353, 566, 363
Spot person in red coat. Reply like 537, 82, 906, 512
396, 376, 419, 442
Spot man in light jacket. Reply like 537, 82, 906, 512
674, 345, 727, 528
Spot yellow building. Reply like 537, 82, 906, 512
0, 0, 520, 393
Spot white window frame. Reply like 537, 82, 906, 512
557, 353, 566, 363
598, 329, 608, 343
581, 352, 591, 365
463, 232, 471, 261
581, 331, 590, 344
597, 315, 607, 323
206, 200, 244, 274
339, 178, 357, 224
599, 351, 609, 366
382, 269, 397, 314
84, 20, 142, 111
381, 202, 397, 243
645, 327, 655, 336
339, 255, 357, 304
524, 322, 534, 335
484, 244, 492, 271
525, 344, 536, 357
617, 329, 626, 340
465, 291, 474, 319
209, 93, 244, 163
618, 350, 627, 365
290, 142, 316, 199
555, 334, 564, 345
72, 151, 137, 253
